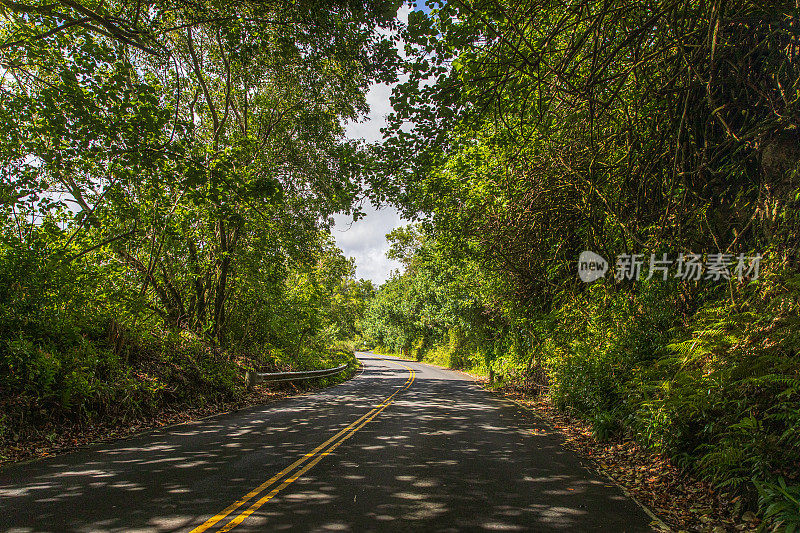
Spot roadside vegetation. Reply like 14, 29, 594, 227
0, 0, 386, 460
363, 1, 800, 530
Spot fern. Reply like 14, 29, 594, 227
755, 478, 800, 532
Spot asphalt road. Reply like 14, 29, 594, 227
0, 353, 655, 532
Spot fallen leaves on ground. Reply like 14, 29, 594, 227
486, 384, 757, 533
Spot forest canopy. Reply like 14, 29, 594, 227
0, 0, 393, 450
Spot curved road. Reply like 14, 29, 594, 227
0, 353, 655, 532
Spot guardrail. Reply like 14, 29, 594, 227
245, 364, 349, 389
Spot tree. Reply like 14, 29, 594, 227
1, 0, 402, 345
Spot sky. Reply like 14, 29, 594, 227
331, 3, 417, 286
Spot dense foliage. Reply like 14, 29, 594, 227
0, 0, 393, 446
364, 0, 800, 527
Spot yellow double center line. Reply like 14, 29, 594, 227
190, 358, 415, 533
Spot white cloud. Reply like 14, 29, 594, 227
334, 4, 413, 286
332, 202, 407, 285
343, 82, 395, 143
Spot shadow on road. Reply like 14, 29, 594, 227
0, 357, 653, 532
226, 368, 652, 532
